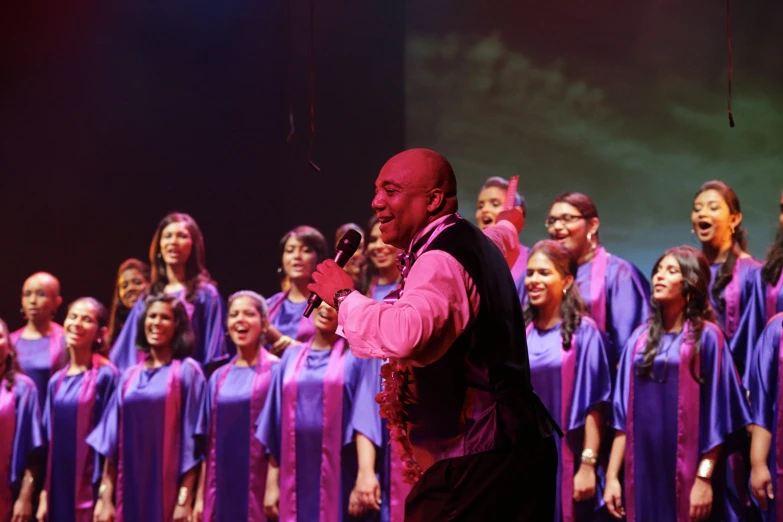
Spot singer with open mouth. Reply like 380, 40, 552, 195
308, 148, 560, 521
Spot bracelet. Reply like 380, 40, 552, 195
697, 459, 713, 480
177, 486, 189, 507
580, 448, 598, 466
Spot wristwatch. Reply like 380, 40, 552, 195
333, 289, 355, 312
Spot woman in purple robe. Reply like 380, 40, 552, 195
546, 193, 651, 373
264, 226, 329, 355
523, 240, 612, 522
362, 216, 408, 522
335, 223, 368, 295
691, 180, 760, 381
748, 313, 783, 521
36, 298, 119, 522
192, 291, 280, 522
106, 259, 150, 350
734, 189, 783, 371
109, 212, 230, 374
364, 216, 402, 303
257, 302, 383, 522
12, 272, 66, 410
88, 295, 207, 522
0, 317, 44, 522
476, 176, 529, 304
604, 245, 751, 522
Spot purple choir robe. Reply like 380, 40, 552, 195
42, 358, 119, 522
747, 313, 783, 522
734, 264, 783, 386
109, 284, 230, 373
575, 248, 651, 372
367, 281, 411, 522
266, 291, 316, 347
511, 242, 530, 305
255, 341, 382, 522
527, 318, 612, 522
613, 323, 751, 522
0, 374, 43, 522
200, 351, 279, 522
11, 324, 66, 410
86, 357, 206, 522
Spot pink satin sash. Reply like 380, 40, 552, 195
625, 323, 699, 522
203, 350, 276, 522
268, 291, 316, 343
589, 247, 608, 332
279, 340, 347, 522
767, 274, 783, 324
510, 243, 529, 285
0, 383, 16, 521
117, 359, 182, 522
46, 354, 112, 521
11, 323, 66, 377
527, 323, 576, 521
724, 260, 742, 339
773, 314, 783, 518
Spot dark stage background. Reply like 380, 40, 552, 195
2, 1, 782, 329
0, 0, 404, 327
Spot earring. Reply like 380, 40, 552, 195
157, 252, 163, 259
562, 288, 567, 296
690, 229, 695, 235
19, 308, 25, 319
586, 232, 592, 241
730, 227, 735, 235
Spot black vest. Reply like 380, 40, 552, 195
403, 219, 556, 459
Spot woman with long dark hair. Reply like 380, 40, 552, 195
106, 259, 150, 349
748, 312, 783, 521
257, 302, 382, 522
88, 295, 207, 522
604, 246, 751, 522
0, 317, 43, 522
264, 226, 329, 354
690, 181, 760, 379
546, 192, 650, 373
523, 240, 611, 521
476, 176, 529, 303
36, 298, 119, 522
193, 291, 280, 522
109, 212, 230, 373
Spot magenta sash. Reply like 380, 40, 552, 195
510, 243, 529, 284
624, 324, 700, 522
527, 323, 576, 521
46, 354, 112, 522
589, 247, 608, 331
723, 259, 742, 339
767, 274, 783, 324
773, 314, 783, 519
11, 323, 66, 377
268, 291, 316, 343
117, 359, 182, 522
203, 350, 276, 522
0, 382, 16, 521
279, 340, 347, 522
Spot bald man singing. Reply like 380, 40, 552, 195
309, 149, 558, 520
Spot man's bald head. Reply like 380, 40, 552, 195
372, 149, 460, 249
381, 148, 458, 214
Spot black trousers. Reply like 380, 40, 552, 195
405, 436, 558, 521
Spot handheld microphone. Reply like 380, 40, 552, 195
303, 228, 363, 317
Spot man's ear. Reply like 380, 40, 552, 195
427, 189, 445, 213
